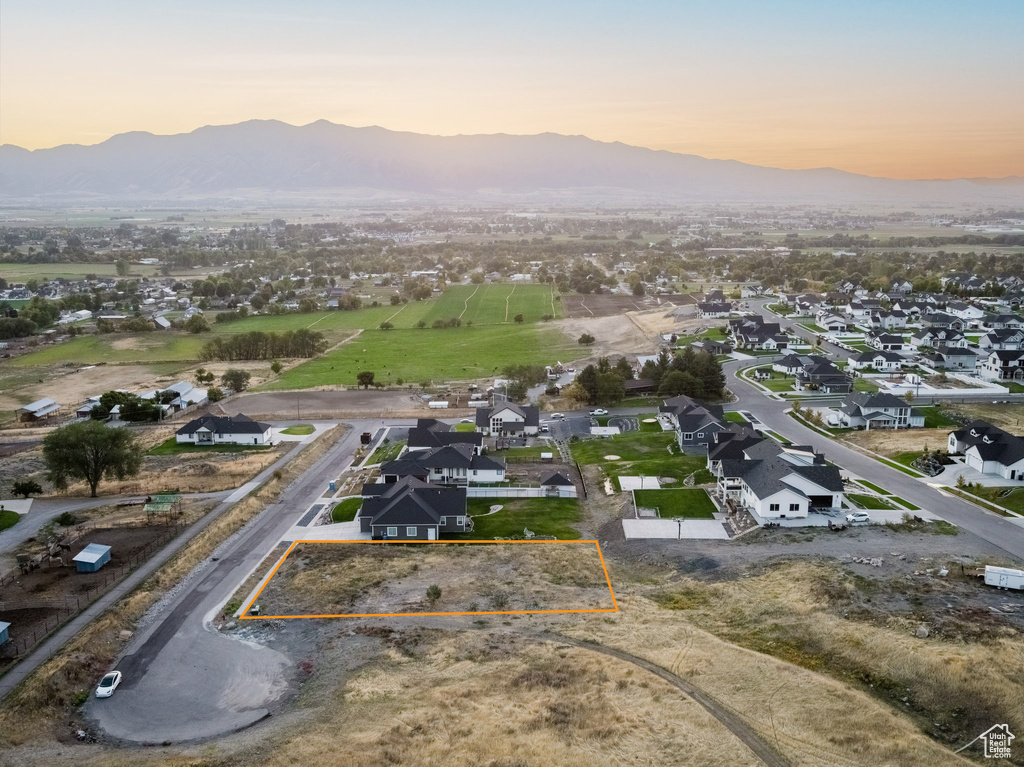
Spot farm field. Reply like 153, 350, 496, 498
261, 325, 579, 389
418, 283, 561, 326
0, 262, 163, 281
10, 334, 209, 366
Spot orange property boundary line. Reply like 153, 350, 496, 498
240, 539, 619, 619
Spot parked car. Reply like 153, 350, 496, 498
590, 408, 608, 416
95, 671, 122, 698
551, 413, 565, 420
845, 511, 871, 524
459, 418, 473, 423
539, 424, 550, 433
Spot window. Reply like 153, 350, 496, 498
439, 517, 446, 525
683, 433, 693, 441
769, 503, 780, 512
789, 503, 799, 512
406, 526, 417, 537
386, 526, 398, 537
458, 516, 466, 526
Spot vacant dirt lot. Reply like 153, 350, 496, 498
234, 389, 435, 419
843, 427, 951, 457
561, 293, 694, 318
247, 541, 615, 617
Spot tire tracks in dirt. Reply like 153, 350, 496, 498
534, 631, 792, 767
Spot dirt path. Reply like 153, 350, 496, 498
458, 285, 480, 319
504, 283, 517, 321
536, 632, 792, 767
383, 303, 408, 324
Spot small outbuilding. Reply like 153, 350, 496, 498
72, 543, 112, 573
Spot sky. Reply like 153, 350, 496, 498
1, 0, 1022, 179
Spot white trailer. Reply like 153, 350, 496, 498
984, 565, 1024, 591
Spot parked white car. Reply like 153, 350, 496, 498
95, 671, 122, 698
845, 511, 871, 524
590, 408, 608, 416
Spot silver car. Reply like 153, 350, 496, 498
95, 671, 122, 698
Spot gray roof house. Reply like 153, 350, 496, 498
175, 413, 272, 446
948, 421, 1024, 481
475, 403, 540, 436
358, 477, 469, 539
379, 443, 506, 485
838, 392, 924, 430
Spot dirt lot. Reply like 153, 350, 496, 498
561, 293, 694, 319
248, 541, 615, 617
233, 389, 441, 419
552, 306, 706, 360
956, 402, 1024, 432
842, 427, 951, 457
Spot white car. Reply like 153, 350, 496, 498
95, 671, 122, 698
551, 413, 565, 420
590, 408, 608, 416
845, 511, 871, 524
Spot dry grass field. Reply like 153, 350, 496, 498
245, 541, 616, 617
842, 427, 950, 457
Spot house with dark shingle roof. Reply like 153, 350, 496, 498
948, 421, 1024, 481
712, 438, 844, 523
358, 477, 469, 539
175, 413, 272, 446
379, 443, 506, 484
838, 392, 924, 430
406, 418, 483, 454
659, 395, 726, 449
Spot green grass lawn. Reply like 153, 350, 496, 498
459, 497, 581, 539
892, 451, 925, 470
723, 411, 748, 425
853, 378, 880, 393
148, 437, 273, 455
0, 509, 20, 532
761, 377, 795, 392
847, 493, 896, 510
369, 440, 405, 464
492, 445, 551, 462
261, 324, 578, 389
636, 413, 662, 432
800, 323, 826, 333
571, 431, 711, 483
913, 406, 961, 429
331, 497, 362, 523
454, 422, 477, 433
966, 486, 1024, 515
281, 424, 315, 435
856, 480, 891, 495
632, 489, 716, 519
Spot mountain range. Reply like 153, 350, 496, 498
1, 119, 1022, 204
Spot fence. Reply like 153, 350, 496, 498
466, 486, 577, 499
0, 519, 187, 660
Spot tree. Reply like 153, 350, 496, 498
595, 372, 625, 406
207, 386, 224, 402
115, 259, 130, 276
42, 421, 142, 497
221, 369, 251, 392
12, 479, 43, 498
578, 333, 595, 346
416, 320, 427, 328
389, 294, 402, 305
513, 313, 524, 324
576, 365, 599, 403
195, 367, 216, 385
270, 360, 283, 375
357, 371, 375, 389
184, 314, 211, 334
904, 390, 915, 403
614, 357, 634, 381
379, 321, 394, 330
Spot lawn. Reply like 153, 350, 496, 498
281, 424, 315, 435
571, 431, 712, 483
148, 437, 273, 455
913, 406, 961, 429
331, 497, 362, 523
847, 493, 896, 510
761, 377, 795, 392
262, 325, 578, 389
853, 378, 880, 393
723, 411, 748, 426
459, 497, 581, 539
0, 509, 20, 532
632, 489, 716, 519
494, 445, 551, 462
636, 413, 662, 432
856, 480, 891, 495
368, 440, 405, 464
966, 486, 1024, 516
454, 422, 477, 433
11, 333, 209, 366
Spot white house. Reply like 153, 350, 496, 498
474, 403, 540, 436
848, 350, 903, 372
175, 414, 272, 446
979, 350, 1024, 382
948, 421, 1024, 481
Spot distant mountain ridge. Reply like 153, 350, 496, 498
1, 119, 1022, 203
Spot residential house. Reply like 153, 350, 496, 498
475, 403, 540, 436
740, 284, 764, 298
923, 348, 978, 371
714, 439, 845, 524
868, 332, 906, 352
911, 327, 968, 349
659, 395, 727, 449
945, 301, 986, 325
175, 413, 272, 446
982, 314, 1024, 331
697, 302, 732, 319
816, 312, 850, 333
868, 310, 908, 331
379, 444, 506, 485
980, 328, 1024, 352
848, 350, 903, 372
705, 426, 763, 477
948, 421, 1024, 481
837, 392, 924, 430
358, 477, 469, 539
730, 315, 789, 351
795, 359, 853, 393
923, 312, 965, 331
406, 418, 483, 454
844, 299, 882, 320
979, 350, 1024, 382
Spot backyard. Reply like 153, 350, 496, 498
461, 497, 582, 539
632, 489, 716, 519
571, 430, 712, 484
331, 497, 362, 523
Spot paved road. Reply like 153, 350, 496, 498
722, 357, 1024, 563
84, 420, 380, 744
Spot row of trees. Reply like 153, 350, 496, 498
564, 357, 636, 406
640, 348, 726, 400
200, 329, 328, 361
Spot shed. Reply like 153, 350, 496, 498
0, 621, 9, 646
72, 543, 112, 573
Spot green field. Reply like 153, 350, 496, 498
262, 325, 578, 389
331, 497, 362, 523
572, 431, 712, 484
0, 262, 163, 282
0, 509, 20, 532
459, 497, 581, 539
281, 424, 315, 435
11, 334, 210, 366
148, 437, 273, 455
632, 489, 716, 519
417, 283, 560, 326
